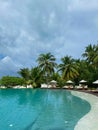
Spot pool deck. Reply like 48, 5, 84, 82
76, 89, 98, 97
71, 91, 98, 130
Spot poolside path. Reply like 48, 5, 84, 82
76, 90, 98, 97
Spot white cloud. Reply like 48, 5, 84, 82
0, 0, 98, 77
0, 56, 23, 77
1, 56, 11, 63
68, 0, 98, 11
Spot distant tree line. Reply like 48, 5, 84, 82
0, 76, 25, 87
0, 44, 98, 88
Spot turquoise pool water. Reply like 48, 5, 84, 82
0, 89, 91, 130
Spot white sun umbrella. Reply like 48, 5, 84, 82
50, 80, 57, 84
79, 80, 87, 83
66, 80, 73, 84
93, 80, 98, 84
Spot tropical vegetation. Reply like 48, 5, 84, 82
0, 76, 25, 87
37, 52, 57, 83
0, 44, 98, 88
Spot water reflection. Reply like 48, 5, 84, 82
0, 89, 91, 130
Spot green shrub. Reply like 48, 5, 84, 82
0, 76, 25, 87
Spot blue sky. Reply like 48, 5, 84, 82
0, 0, 98, 77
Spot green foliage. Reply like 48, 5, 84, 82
0, 76, 25, 87
58, 56, 79, 81
1, 44, 98, 88
18, 68, 30, 80
37, 52, 57, 83
82, 44, 98, 85
51, 72, 66, 87
30, 67, 43, 88
82, 44, 98, 66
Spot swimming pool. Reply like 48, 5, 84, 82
0, 89, 91, 130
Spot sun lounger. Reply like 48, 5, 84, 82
63, 85, 73, 89
41, 84, 48, 88
76, 85, 88, 90
89, 88, 98, 93
63, 86, 69, 89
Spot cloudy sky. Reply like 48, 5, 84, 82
0, 0, 98, 77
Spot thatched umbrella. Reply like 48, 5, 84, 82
50, 80, 57, 84
66, 80, 73, 84
79, 80, 87, 84
79, 80, 88, 89
93, 80, 98, 84
66, 80, 74, 89
93, 80, 98, 88
50, 80, 57, 88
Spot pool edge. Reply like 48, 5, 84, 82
71, 91, 98, 130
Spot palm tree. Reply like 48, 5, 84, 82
82, 44, 97, 64
81, 44, 98, 84
18, 68, 30, 83
58, 56, 79, 81
37, 52, 57, 83
93, 55, 98, 67
93, 44, 98, 67
77, 60, 91, 81
30, 67, 43, 87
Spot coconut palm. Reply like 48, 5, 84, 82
30, 67, 43, 87
37, 52, 57, 83
81, 44, 98, 84
93, 44, 98, 67
18, 68, 30, 81
82, 44, 97, 64
58, 56, 79, 80
18, 68, 31, 86
93, 55, 98, 67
